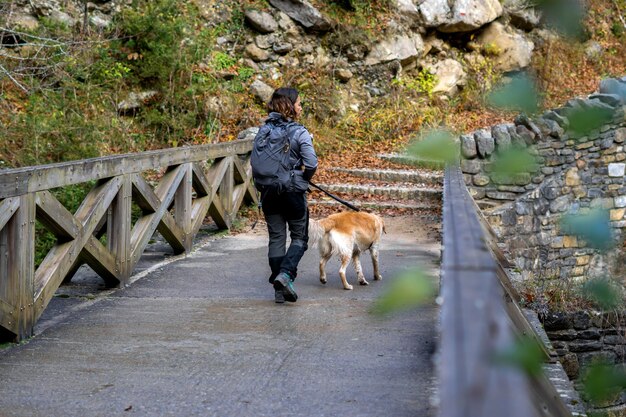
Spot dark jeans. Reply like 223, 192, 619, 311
261, 189, 309, 282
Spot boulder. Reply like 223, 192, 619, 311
476, 22, 534, 72
419, 0, 503, 33
268, 0, 332, 32
364, 33, 424, 66
244, 9, 278, 33
423, 58, 467, 96
245, 43, 270, 62
250, 79, 274, 104
599, 76, 626, 104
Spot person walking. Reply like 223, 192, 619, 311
251, 87, 318, 304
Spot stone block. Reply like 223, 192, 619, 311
563, 235, 578, 248
485, 191, 516, 200
475, 129, 495, 158
608, 162, 626, 177
473, 174, 490, 186
615, 127, 626, 143
611, 208, 626, 221
576, 141, 594, 150
547, 329, 578, 341
460, 158, 481, 174
560, 353, 579, 379
569, 340, 603, 352
615, 196, 626, 208
460, 134, 477, 159
576, 255, 591, 266
543, 311, 572, 330
571, 311, 591, 329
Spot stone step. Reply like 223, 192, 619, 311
308, 198, 441, 213
329, 167, 443, 187
377, 153, 446, 170
312, 183, 442, 203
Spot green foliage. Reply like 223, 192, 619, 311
566, 106, 615, 138
582, 359, 626, 405
210, 52, 237, 71
371, 267, 435, 315
493, 336, 545, 377
393, 68, 437, 98
114, 0, 189, 85
407, 128, 458, 166
490, 146, 539, 176
560, 208, 614, 252
582, 278, 624, 311
486, 73, 540, 115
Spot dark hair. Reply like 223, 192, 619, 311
268, 87, 299, 120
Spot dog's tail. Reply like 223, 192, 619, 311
308, 218, 336, 247
308, 218, 324, 248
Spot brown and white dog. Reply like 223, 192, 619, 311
308, 211, 386, 290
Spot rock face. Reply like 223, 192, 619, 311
5, 0, 550, 103
423, 58, 467, 96
419, 0, 503, 32
268, 0, 332, 32
476, 22, 534, 72
364, 33, 425, 66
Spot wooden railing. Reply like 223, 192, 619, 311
0, 139, 256, 342
439, 164, 574, 417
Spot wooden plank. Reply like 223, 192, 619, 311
107, 175, 131, 285
208, 197, 228, 229
35, 190, 80, 240
206, 158, 230, 203
0, 197, 19, 231
34, 177, 122, 315
15, 194, 35, 341
232, 155, 258, 206
220, 157, 234, 228
0, 297, 18, 335
130, 168, 186, 259
0, 139, 253, 198
189, 196, 212, 238
440, 165, 537, 417
81, 236, 120, 285
175, 163, 193, 251
191, 162, 211, 197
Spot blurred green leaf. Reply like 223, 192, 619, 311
583, 278, 623, 311
372, 268, 435, 315
567, 106, 615, 138
407, 129, 458, 165
490, 146, 538, 176
486, 73, 540, 115
583, 360, 626, 404
493, 336, 545, 377
560, 209, 614, 251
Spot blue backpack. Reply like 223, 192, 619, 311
251, 122, 295, 193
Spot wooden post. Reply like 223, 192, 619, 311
109, 175, 132, 286
11, 195, 36, 341
175, 163, 193, 251
221, 157, 234, 229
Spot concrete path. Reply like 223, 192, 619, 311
0, 216, 441, 417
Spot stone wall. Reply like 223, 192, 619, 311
544, 310, 626, 416
460, 77, 626, 281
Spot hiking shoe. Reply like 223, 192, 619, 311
275, 288, 285, 304
273, 273, 297, 302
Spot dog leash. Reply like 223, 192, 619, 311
309, 181, 361, 212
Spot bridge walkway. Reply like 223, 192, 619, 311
0, 215, 440, 417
